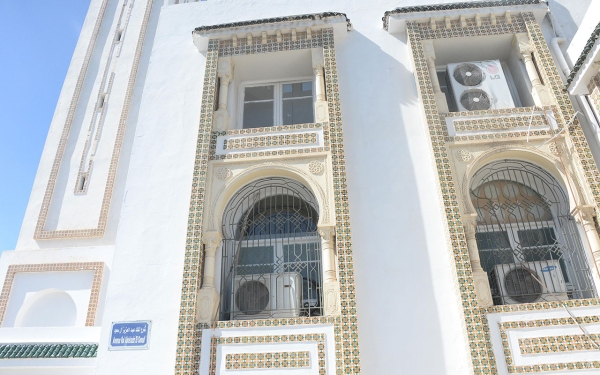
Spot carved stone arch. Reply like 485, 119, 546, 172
206, 161, 331, 232
461, 143, 587, 215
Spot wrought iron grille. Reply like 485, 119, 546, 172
220, 177, 323, 320
470, 160, 596, 305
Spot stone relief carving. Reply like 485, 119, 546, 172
215, 167, 232, 180
455, 149, 473, 163
308, 160, 324, 174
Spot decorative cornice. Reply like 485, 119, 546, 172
0, 343, 98, 359
383, 0, 542, 30
194, 12, 351, 34
566, 21, 600, 89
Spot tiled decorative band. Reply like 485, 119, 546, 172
499, 316, 600, 373
210, 122, 329, 160
223, 132, 318, 151
0, 343, 98, 359
519, 334, 600, 354
412, 14, 527, 40
0, 262, 105, 327
225, 350, 311, 370
212, 334, 325, 375
218, 31, 323, 57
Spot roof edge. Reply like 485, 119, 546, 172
566, 21, 600, 90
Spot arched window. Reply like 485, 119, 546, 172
220, 177, 323, 320
470, 160, 596, 305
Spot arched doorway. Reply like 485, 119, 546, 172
470, 160, 596, 305
220, 177, 323, 320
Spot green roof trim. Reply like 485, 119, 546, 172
383, 0, 542, 30
0, 343, 98, 359
566, 21, 600, 89
193, 12, 351, 34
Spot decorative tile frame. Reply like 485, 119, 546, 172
34, 0, 154, 239
519, 334, 600, 355
406, 10, 600, 375
213, 334, 324, 374
175, 27, 360, 375
225, 351, 311, 370
499, 316, 600, 372
210, 123, 329, 160
0, 262, 105, 327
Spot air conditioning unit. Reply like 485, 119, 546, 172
232, 272, 302, 320
447, 60, 515, 111
491, 260, 568, 305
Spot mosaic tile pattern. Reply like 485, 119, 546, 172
176, 26, 360, 375
223, 133, 318, 150
588, 73, 600, 117
0, 343, 98, 359
519, 334, 600, 354
499, 316, 600, 373
449, 107, 553, 133
566, 21, 600, 88
486, 297, 600, 314
35, 0, 154, 239
212, 334, 325, 375
0, 262, 105, 327
225, 351, 311, 370
210, 123, 329, 160
407, 9, 600, 375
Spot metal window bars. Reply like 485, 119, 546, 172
220, 177, 323, 320
470, 160, 596, 305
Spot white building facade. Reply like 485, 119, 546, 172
3, 0, 600, 374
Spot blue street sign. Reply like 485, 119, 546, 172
109, 321, 151, 350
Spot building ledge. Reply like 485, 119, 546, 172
567, 21, 600, 95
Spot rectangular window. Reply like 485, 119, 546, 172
242, 81, 314, 129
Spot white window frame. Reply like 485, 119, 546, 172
237, 77, 316, 129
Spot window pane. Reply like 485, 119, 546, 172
518, 228, 557, 247
236, 246, 274, 275
244, 85, 274, 101
282, 82, 313, 98
244, 101, 274, 128
282, 97, 314, 125
475, 231, 510, 250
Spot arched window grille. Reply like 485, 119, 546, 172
220, 177, 323, 320
470, 160, 596, 305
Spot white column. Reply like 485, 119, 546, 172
312, 48, 329, 123
421, 40, 449, 113
318, 225, 341, 316
196, 231, 222, 323
573, 206, 600, 274
463, 213, 493, 307
513, 33, 555, 106
213, 57, 233, 131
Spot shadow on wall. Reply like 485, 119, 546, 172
548, 0, 592, 44
336, 27, 451, 375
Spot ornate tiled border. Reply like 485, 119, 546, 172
519, 334, 600, 354
213, 334, 324, 374
499, 316, 600, 372
0, 343, 98, 359
34, 0, 154, 239
0, 262, 105, 327
406, 9, 600, 374
223, 132, 318, 150
225, 351, 311, 370
416, 15, 526, 40
176, 27, 359, 375
218, 30, 322, 57
209, 123, 329, 160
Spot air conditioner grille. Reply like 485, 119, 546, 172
460, 89, 491, 111
235, 280, 270, 315
453, 63, 484, 86
504, 267, 543, 303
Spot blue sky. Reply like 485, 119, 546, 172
0, 1, 91, 252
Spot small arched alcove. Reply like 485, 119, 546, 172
219, 177, 323, 320
15, 289, 78, 328
470, 159, 596, 305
